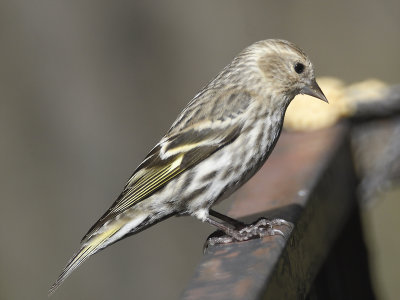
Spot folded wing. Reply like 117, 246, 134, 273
82, 121, 243, 242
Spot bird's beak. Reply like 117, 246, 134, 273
301, 79, 328, 103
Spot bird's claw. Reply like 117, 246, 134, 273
204, 217, 292, 251
237, 217, 291, 239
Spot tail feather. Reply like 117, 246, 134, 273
49, 213, 149, 295
48, 221, 127, 296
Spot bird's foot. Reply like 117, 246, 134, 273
205, 218, 292, 248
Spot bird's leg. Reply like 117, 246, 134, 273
204, 210, 292, 248
209, 209, 245, 228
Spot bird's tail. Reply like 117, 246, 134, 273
49, 214, 148, 296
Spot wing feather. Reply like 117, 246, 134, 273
81, 123, 243, 242
82, 89, 253, 242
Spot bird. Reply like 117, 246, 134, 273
49, 39, 327, 294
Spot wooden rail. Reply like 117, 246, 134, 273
182, 123, 375, 300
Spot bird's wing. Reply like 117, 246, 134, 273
114, 123, 243, 214
51, 122, 243, 294
82, 118, 244, 242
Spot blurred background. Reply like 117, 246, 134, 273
1, 1, 399, 299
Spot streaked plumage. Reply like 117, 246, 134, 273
50, 39, 327, 294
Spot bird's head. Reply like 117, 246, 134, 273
252, 39, 328, 104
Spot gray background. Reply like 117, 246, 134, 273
1, 1, 399, 299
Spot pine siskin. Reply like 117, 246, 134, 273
49, 39, 327, 294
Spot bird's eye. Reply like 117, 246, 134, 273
294, 62, 305, 74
